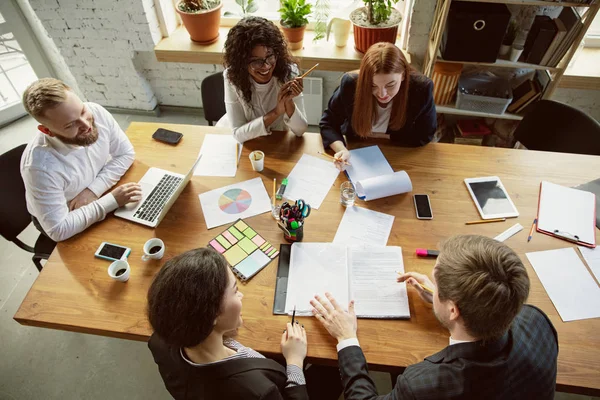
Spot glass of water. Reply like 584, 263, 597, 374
271, 196, 281, 220
340, 181, 356, 207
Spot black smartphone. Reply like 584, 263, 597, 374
152, 128, 183, 145
414, 194, 433, 220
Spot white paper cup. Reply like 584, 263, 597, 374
249, 151, 265, 172
108, 259, 131, 282
142, 238, 165, 261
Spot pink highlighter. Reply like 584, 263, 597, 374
416, 248, 439, 258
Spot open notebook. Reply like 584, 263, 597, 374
284, 243, 410, 319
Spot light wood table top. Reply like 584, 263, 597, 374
14, 123, 600, 395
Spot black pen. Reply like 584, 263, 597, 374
291, 305, 296, 325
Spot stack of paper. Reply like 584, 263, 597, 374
194, 134, 242, 177
284, 154, 340, 209
333, 206, 394, 246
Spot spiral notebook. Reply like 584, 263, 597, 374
537, 181, 597, 248
280, 243, 410, 319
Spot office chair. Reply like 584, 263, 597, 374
513, 99, 600, 156
0, 144, 56, 272
201, 72, 226, 126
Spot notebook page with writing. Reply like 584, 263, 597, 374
345, 146, 393, 183
537, 181, 596, 246
349, 245, 410, 319
284, 243, 349, 316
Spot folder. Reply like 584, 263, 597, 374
536, 181, 597, 248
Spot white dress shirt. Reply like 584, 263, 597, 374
219, 67, 308, 143
336, 336, 474, 352
20, 102, 135, 242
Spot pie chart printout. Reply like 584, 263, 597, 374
219, 189, 253, 214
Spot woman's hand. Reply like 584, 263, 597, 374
281, 322, 307, 368
333, 148, 351, 171
397, 272, 435, 304
284, 78, 303, 117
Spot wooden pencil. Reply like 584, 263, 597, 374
317, 151, 351, 166
272, 178, 276, 207
300, 63, 319, 79
465, 218, 506, 225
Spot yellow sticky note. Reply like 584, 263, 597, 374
223, 245, 247, 266
234, 220, 248, 232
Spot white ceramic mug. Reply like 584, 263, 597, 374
326, 18, 352, 48
108, 259, 131, 282
142, 238, 165, 261
249, 151, 265, 172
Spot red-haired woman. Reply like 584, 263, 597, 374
320, 43, 436, 170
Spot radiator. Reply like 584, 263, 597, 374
301, 77, 323, 126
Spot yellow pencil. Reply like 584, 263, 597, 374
272, 178, 276, 207
397, 272, 434, 294
235, 142, 239, 168
317, 151, 351, 166
300, 63, 319, 79
465, 218, 506, 225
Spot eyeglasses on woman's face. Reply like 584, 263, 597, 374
249, 53, 277, 71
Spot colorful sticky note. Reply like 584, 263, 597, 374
228, 226, 244, 240
264, 245, 273, 254
222, 230, 238, 245
250, 249, 271, 268
268, 248, 277, 257
223, 245, 247, 266
260, 242, 269, 250
270, 250, 279, 259
234, 256, 261, 280
216, 235, 232, 250
252, 235, 266, 247
243, 227, 257, 239
209, 239, 226, 254
238, 237, 258, 254
234, 220, 248, 232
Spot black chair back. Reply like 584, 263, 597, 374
201, 72, 226, 126
514, 100, 600, 156
0, 144, 32, 241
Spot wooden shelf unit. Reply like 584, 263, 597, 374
423, 0, 600, 119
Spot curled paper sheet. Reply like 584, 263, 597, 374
356, 170, 413, 201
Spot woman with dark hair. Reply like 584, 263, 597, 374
147, 248, 309, 399
218, 16, 308, 143
320, 43, 436, 170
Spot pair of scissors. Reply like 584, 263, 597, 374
281, 208, 292, 219
295, 199, 311, 218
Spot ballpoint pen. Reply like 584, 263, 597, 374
291, 305, 296, 325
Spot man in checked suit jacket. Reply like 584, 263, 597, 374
310, 235, 559, 400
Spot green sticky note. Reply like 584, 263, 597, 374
268, 248, 277, 257
243, 227, 257, 239
228, 226, 245, 240
216, 235, 232, 249
238, 237, 258, 254
223, 245, 247, 266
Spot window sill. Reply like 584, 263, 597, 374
154, 26, 411, 72
559, 47, 600, 90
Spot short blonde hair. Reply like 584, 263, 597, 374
435, 235, 530, 340
22, 78, 71, 119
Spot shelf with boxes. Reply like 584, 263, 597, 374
424, 0, 600, 120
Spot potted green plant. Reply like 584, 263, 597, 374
176, 0, 222, 44
350, 0, 402, 53
223, 0, 258, 18
279, 0, 312, 50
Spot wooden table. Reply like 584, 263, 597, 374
15, 123, 600, 395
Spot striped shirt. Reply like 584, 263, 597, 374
180, 338, 306, 388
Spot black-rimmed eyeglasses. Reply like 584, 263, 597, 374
249, 54, 277, 71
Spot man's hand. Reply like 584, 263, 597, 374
111, 183, 142, 207
281, 322, 307, 368
68, 188, 98, 211
310, 292, 357, 343
397, 272, 435, 304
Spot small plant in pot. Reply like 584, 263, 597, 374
176, 0, 223, 44
350, 0, 402, 53
279, 0, 312, 50
500, 19, 517, 58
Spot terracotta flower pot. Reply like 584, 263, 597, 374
350, 7, 401, 54
281, 24, 306, 50
176, 1, 222, 45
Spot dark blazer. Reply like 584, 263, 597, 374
319, 72, 437, 149
148, 334, 308, 400
338, 305, 558, 400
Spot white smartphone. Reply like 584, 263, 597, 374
414, 194, 433, 220
464, 176, 519, 220
95, 242, 131, 262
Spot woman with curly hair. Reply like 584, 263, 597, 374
219, 17, 308, 143
320, 43, 436, 170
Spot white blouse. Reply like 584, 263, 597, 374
219, 67, 308, 143
370, 103, 392, 139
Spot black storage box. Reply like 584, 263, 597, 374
441, 2, 511, 62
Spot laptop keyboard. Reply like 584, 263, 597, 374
133, 174, 183, 222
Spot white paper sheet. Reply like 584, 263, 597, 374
198, 178, 271, 229
194, 134, 242, 177
349, 246, 410, 318
345, 146, 393, 182
285, 243, 349, 316
526, 248, 600, 322
283, 154, 340, 209
579, 246, 600, 284
537, 181, 596, 246
355, 171, 413, 201
333, 206, 395, 246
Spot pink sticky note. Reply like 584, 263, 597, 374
209, 239, 226, 253
252, 235, 266, 246
222, 231, 238, 245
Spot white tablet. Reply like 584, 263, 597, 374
464, 176, 519, 220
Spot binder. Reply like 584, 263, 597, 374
536, 181, 597, 248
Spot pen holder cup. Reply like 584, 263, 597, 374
283, 225, 304, 243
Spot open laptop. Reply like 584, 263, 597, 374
114, 156, 201, 228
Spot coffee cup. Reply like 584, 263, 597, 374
108, 259, 131, 282
142, 238, 165, 261
249, 151, 265, 172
